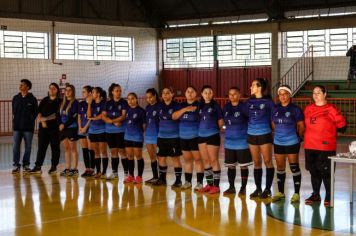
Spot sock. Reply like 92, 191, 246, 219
197, 172, 204, 185
204, 168, 214, 186
82, 148, 90, 169
227, 168, 236, 188
159, 166, 168, 181
111, 157, 119, 173
137, 159, 144, 177
240, 168, 249, 190
213, 170, 221, 187
89, 150, 95, 169
174, 167, 182, 183
102, 157, 108, 174
254, 168, 263, 190
290, 163, 301, 194
151, 161, 158, 179
95, 158, 101, 173
128, 159, 135, 176
121, 158, 129, 176
185, 172, 193, 183
266, 167, 275, 190
276, 169, 286, 193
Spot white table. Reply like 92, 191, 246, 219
329, 156, 356, 207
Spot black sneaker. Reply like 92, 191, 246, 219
23, 165, 31, 174
60, 169, 70, 177
324, 195, 331, 207
238, 188, 246, 196
260, 189, 272, 199
171, 181, 182, 189
145, 177, 159, 184
12, 166, 20, 174
81, 170, 90, 178
68, 169, 79, 177
152, 179, 167, 186
249, 189, 262, 199
305, 193, 321, 205
29, 166, 42, 175
48, 166, 57, 175
223, 187, 236, 195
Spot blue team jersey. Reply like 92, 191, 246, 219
272, 103, 304, 146
105, 99, 128, 133
60, 100, 78, 129
88, 100, 106, 134
198, 101, 223, 137
78, 100, 88, 128
179, 101, 200, 139
246, 96, 274, 135
223, 102, 249, 150
124, 106, 146, 142
145, 103, 160, 144
158, 101, 181, 139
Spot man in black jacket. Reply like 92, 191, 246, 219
12, 79, 38, 174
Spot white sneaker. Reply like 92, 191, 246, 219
194, 183, 203, 191
181, 182, 192, 190
106, 172, 119, 180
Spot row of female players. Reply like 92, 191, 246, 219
29, 77, 346, 206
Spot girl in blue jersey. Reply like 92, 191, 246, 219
197, 85, 224, 194
59, 84, 79, 177
78, 85, 94, 177
271, 85, 305, 203
172, 86, 204, 191
124, 93, 146, 184
223, 87, 253, 196
153, 87, 182, 187
144, 88, 160, 184
102, 83, 128, 181
87, 87, 108, 179
247, 78, 275, 199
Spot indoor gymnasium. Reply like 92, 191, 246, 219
1, 0, 356, 235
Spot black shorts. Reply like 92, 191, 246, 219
180, 138, 199, 151
78, 134, 88, 139
305, 149, 335, 172
89, 133, 106, 143
106, 132, 125, 149
198, 134, 221, 146
247, 133, 273, 145
157, 138, 182, 157
274, 143, 301, 155
60, 128, 79, 141
225, 148, 253, 167
124, 140, 143, 148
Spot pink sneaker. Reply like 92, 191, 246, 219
124, 175, 135, 183
134, 176, 143, 184
209, 186, 220, 194
198, 185, 211, 193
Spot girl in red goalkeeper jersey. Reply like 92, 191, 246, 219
304, 85, 346, 207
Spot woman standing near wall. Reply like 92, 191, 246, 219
197, 85, 224, 194
153, 87, 182, 187
87, 87, 108, 179
144, 88, 160, 184
123, 93, 146, 184
304, 85, 346, 206
59, 84, 79, 177
222, 87, 252, 196
102, 83, 128, 180
30, 83, 61, 175
246, 78, 275, 199
172, 86, 204, 191
271, 85, 304, 203
78, 85, 94, 178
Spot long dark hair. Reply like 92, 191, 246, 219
48, 82, 60, 99
199, 85, 217, 109
146, 88, 159, 98
93, 87, 107, 101
108, 83, 121, 100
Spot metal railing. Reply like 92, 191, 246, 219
1, 97, 355, 137
272, 45, 314, 96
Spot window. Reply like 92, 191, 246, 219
163, 33, 271, 68
283, 27, 356, 57
0, 30, 48, 59
56, 34, 133, 61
